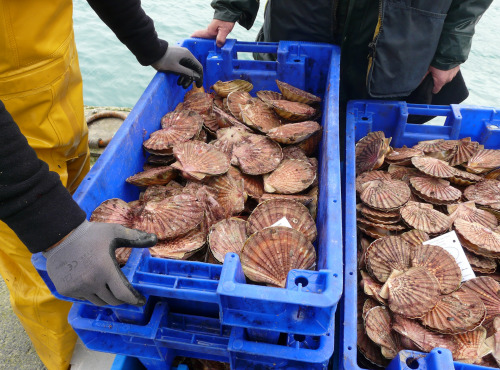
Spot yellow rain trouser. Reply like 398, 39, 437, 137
0, 1, 90, 369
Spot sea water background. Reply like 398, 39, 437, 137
74, 1, 500, 108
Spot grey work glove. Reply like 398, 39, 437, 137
43, 220, 157, 306
152, 46, 203, 89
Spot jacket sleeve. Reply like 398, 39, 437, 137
431, 0, 493, 70
0, 101, 87, 254
211, 0, 260, 30
86, 0, 168, 66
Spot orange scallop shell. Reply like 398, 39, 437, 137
297, 129, 323, 156
360, 179, 411, 211
271, 100, 316, 122
206, 173, 246, 216
182, 92, 213, 115
400, 229, 430, 247
210, 126, 252, 158
413, 139, 456, 153
454, 219, 500, 258
172, 141, 230, 180
466, 149, 500, 174
356, 171, 393, 193
208, 218, 247, 263
448, 202, 498, 230
365, 236, 412, 282
360, 270, 386, 305
357, 218, 406, 239
90, 198, 134, 228
356, 131, 389, 175
260, 193, 315, 206
364, 306, 400, 359
464, 180, 500, 209
213, 106, 252, 132
263, 159, 316, 194
386, 147, 424, 165
227, 166, 264, 199
463, 249, 497, 274
400, 201, 451, 235
411, 156, 458, 178
276, 80, 321, 105
448, 138, 480, 167
282, 145, 309, 161
227, 91, 253, 120
453, 326, 487, 362
448, 168, 483, 186
267, 121, 321, 145
240, 103, 282, 133
126, 166, 177, 187
410, 176, 462, 204
256, 90, 284, 105
232, 135, 283, 175
387, 165, 421, 183
149, 227, 206, 260
211, 79, 253, 98
462, 277, 500, 336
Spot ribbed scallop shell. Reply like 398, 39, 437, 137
360, 179, 411, 211
357, 218, 406, 239
387, 165, 421, 183
365, 236, 412, 282
411, 244, 462, 294
485, 168, 500, 180
227, 91, 253, 120
282, 145, 308, 161
386, 147, 424, 165
200, 113, 219, 134
172, 141, 230, 179
240, 103, 282, 133
213, 106, 252, 132
141, 185, 168, 203
365, 306, 399, 359
149, 227, 206, 260
359, 205, 401, 224
267, 121, 321, 145
160, 110, 204, 133
413, 139, 456, 153
211, 127, 252, 158
211, 80, 253, 98
126, 166, 177, 187
453, 326, 487, 362
360, 270, 386, 305
275, 80, 321, 105
240, 226, 316, 287
411, 156, 458, 178
256, 90, 284, 105
464, 249, 497, 273
297, 129, 322, 156
454, 219, 500, 258
464, 180, 500, 209
421, 289, 486, 334
363, 298, 380, 320
260, 193, 315, 206
182, 92, 213, 115
400, 201, 451, 235
271, 100, 316, 122
400, 229, 430, 247
206, 173, 246, 216
247, 199, 317, 242
466, 149, 500, 174
449, 169, 483, 186
90, 198, 133, 228
410, 176, 462, 204
227, 166, 264, 199
386, 267, 441, 318
358, 325, 390, 368
356, 171, 393, 193
448, 202, 498, 230
263, 159, 316, 194
462, 277, 500, 336
194, 186, 227, 232
133, 194, 204, 239
143, 130, 183, 155
146, 154, 175, 166
232, 135, 283, 175
448, 138, 480, 167
356, 131, 388, 175
115, 248, 132, 266
208, 218, 247, 263
306, 185, 319, 220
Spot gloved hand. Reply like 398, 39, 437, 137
152, 46, 203, 89
43, 220, 157, 306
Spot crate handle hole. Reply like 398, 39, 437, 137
294, 59, 301, 63
293, 334, 306, 342
231, 254, 236, 258
361, 116, 369, 121
406, 358, 419, 369
295, 276, 309, 287
437, 350, 442, 354
347, 346, 352, 350
349, 272, 353, 275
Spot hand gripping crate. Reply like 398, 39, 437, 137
32, 38, 343, 338
340, 100, 500, 370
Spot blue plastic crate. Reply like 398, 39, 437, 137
341, 100, 500, 370
32, 38, 343, 337
69, 300, 334, 370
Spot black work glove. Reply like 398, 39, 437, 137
152, 46, 203, 89
43, 220, 157, 306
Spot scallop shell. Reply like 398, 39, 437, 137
464, 249, 497, 274
275, 80, 321, 105
146, 154, 175, 166
360, 270, 386, 305
466, 149, 500, 174
247, 199, 317, 242
400, 229, 430, 247
411, 156, 458, 178
143, 129, 187, 155
213, 106, 252, 132
411, 244, 462, 294
448, 202, 498, 230
208, 218, 247, 263
362, 298, 380, 321
392, 315, 457, 353
133, 194, 204, 239
413, 139, 456, 153
462, 276, 500, 336
206, 173, 246, 216
386, 267, 441, 318
240, 227, 316, 287
240, 102, 282, 133
200, 113, 219, 134
387, 165, 421, 183
282, 145, 309, 161
359, 205, 401, 224
356, 131, 389, 175
356, 171, 393, 193
364, 306, 399, 359
211, 80, 253, 98
357, 218, 406, 239
160, 110, 204, 134
267, 121, 321, 145
421, 289, 485, 334
400, 201, 451, 235
485, 168, 500, 180
226, 91, 253, 120
263, 159, 315, 194
259, 193, 315, 206
210, 126, 252, 158
172, 141, 230, 180
464, 180, 500, 209
386, 147, 424, 165
227, 166, 264, 199
449, 168, 483, 186
256, 90, 284, 105
297, 129, 322, 156
182, 92, 213, 115
115, 248, 132, 266
306, 185, 319, 220
149, 227, 206, 260
270, 100, 316, 122
90, 198, 134, 228
141, 185, 168, 203
232, 135, 283, 175
454, 219, 500, 258
360, 179, 411, 211
365, 236, 412, 282
126, 166, 177, 187
358, 324, 390, 368
194, 186, 227, 232
448, 138, 480, 167
410, 176, 462, 204
453, 326, 487, 362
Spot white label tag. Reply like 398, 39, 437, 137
271, 217, 293, 229
423, 231, 476, 282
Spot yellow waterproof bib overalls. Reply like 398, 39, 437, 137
0, 1, 90, 368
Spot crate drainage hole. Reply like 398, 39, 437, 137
406, 358, 419, 369
293, 334, 306, 342
295, 276, 309, 287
